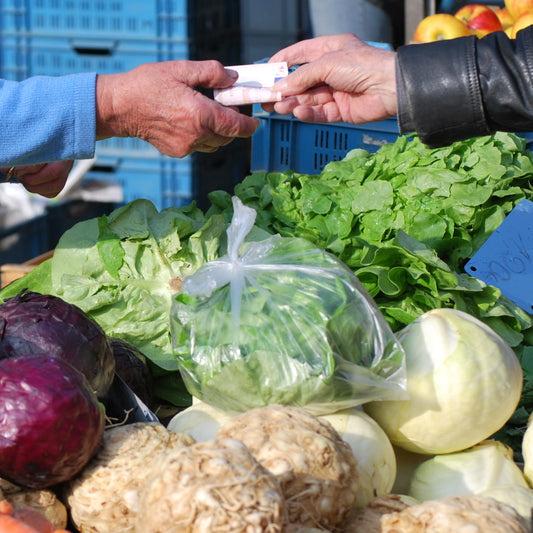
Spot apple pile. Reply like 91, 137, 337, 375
413, 1, 533, 43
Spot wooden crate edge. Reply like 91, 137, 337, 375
0, 250, 54, 288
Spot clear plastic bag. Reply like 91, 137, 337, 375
170, 197, 407, 414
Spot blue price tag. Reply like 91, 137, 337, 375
465, 199, 533, 314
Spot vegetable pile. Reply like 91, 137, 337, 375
4, 132, 533, 428
2, 131, 533, 531
171, 197, 407, 414
216, 405, 359, 530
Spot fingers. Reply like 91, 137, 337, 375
10, 163, 47, 178
206, 105, 259, 139
17, 161, 74, 198
268, 34, 360, 65
191, 131, 237, 153
292, 102, 344, 124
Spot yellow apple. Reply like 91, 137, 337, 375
510, 10, 533, 37
413, 13, 471, 43
494, 7, 515, 29
455, 4, 504, 37
505, 0, 533, 20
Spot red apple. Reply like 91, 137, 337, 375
455, 4, 503, 37
413, 14, 471, 43
505, 0, 533, 20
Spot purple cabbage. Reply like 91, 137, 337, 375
109, 337, 155, 409
0, 353, 105, 488
0, 290, 115, 398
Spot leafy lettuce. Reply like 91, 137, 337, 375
208, 133, 533, 351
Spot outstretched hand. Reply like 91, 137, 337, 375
265, 34, 398, 125
95, 60, 259, 158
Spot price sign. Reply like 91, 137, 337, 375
465, 199, 533, 314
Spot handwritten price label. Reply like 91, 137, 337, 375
465, 199, 533, 314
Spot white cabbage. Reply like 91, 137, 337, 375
408, 440, 528, 502
521, 411, 533, 488
166, 398, 233, 442
320, 408, 397, 507
365, 308, 523, 454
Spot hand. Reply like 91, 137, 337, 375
265, 34, 398, 124
95, 60, 259, 157
2, 161, 75, 198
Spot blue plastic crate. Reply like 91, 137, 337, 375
250, 107, 401, 175
0, 34, 192, 80
0, 0, 239, 41
85, 138, 248, 211
0, 0, 241, 80
0, 212, 50, 265
84, 155, 195, 211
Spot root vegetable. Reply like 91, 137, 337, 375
479, 484, 533, 530
170, 402, 393, 510
380, 494, 529, 532
0, 499, 70, 533
66, 422, 194, 533
216, 404, 359, 530
283, 526, 331, 533
343, 494, 417, 533
135, 438, 286, 533
0, 478, 67, 529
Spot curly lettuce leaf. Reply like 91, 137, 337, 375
50, 199, 225, 372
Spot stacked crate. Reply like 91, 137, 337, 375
0, 0, 245, 210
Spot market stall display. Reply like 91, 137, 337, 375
0, 124, 533, 532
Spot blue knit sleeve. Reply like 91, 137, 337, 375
0, 72, 97, 166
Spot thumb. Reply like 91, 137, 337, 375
183, 60, 239, 89
273, 62, 325, 96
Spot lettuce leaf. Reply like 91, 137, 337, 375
49, 199, 224, 372
208, 133, 533, 350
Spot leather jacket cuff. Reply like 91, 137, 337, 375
396, 55, 415, 135
396, 36, 491, 147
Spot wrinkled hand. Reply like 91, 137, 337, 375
95, 60, 259, 157
265, 34, 398, 124
1, 160, 74, 198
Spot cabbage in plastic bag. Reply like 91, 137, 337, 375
170, 197, 407, 414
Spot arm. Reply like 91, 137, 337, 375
397, 28, 533, 146
0, 60, 258, 197
0, 73, 96, 167
268, 29, 533, 147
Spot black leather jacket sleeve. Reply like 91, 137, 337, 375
396, 28, 533, 147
